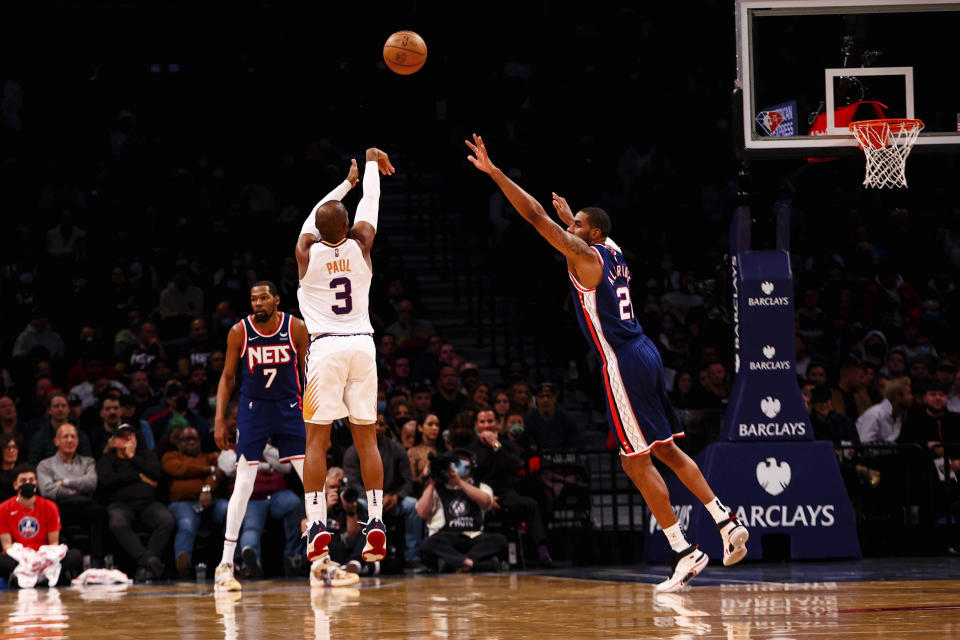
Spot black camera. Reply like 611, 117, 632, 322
428, 451, 459, 482
338, 477, 359, 504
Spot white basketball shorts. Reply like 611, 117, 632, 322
302, 334, 377, 424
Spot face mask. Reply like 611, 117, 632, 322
18, 483, 37, 499
453, 460, 471, 478
508, 422, 524, 437
377, 401, 388, 412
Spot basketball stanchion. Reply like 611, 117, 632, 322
849, 118, 924, 189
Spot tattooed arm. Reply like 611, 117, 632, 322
465, 134, 602, 284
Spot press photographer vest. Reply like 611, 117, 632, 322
435, 484, 484, 533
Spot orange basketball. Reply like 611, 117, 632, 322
383, 30, 427, 75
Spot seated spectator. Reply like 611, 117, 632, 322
90, 393, 154, 459
408, 413, 445, 489
384, 299, 435, 352
701, 363, 730, 407
119, 394, 156, 451
432, 366, 467, 428
0, 394, 31, 448
467, 382, 490, 411
0, 464, 82, 587
416, 450, 507, 573
387, 356, 414, 394
184, 365, 213, 419
491, 389, 511, 430
881, 349, 907, 378
467, 407, 552, 567
172, 317, 214, 378
144, 379, 209, 442
12, 309, 65, 363
856, 377, 914, 443
410, 382, 433, 421
400, 420, 417, 450
809, 385, 860, 452
28, 392, 93, 465
162, 426, 226, 578
805, 362, 828, 387
0, 434, 21, 502
902, 380, 960, 448
412, 335, 444, 385
459, 363, 482, 396
68, 355, 128, 410
830, 361, 872, 420
949, 368, 960, 414
324, 467, 368, 575
343, 418, 424, 571
524, 383, 580, 450
447, 409, 478, 448
96, 423, 173, 582
218, 440, 304, 578
386, 397, 413, 440
129, 371, 160, 424
508, 381, 533, 416
36, 422, 105, 568
127, 322, 167, 373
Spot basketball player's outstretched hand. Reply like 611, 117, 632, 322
551, 192, 574, 224
347, 158, 360, 187
465, 133, 495, 174
366, 147, 396, 175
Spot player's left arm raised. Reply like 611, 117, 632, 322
466, 134, 600, 279
295, 159, 361, 277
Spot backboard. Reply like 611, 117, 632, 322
735, 0, 960, 158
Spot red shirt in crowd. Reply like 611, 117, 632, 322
0, 496, 61, 552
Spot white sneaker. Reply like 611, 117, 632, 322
717, 514, 749, 566
655, 545, 709, 593
214, 562, 242, 593
310, 558, 360, 588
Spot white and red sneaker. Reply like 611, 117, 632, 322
717, 514, 749, 566
655, 545, 709, 593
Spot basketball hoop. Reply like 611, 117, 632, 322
849, 118, 924, 189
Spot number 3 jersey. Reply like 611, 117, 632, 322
297, 238, 374, 336
569, 242, 645, 351
239, 311, 301, 401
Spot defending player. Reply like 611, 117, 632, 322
465, 134, 748, 591
295, 148, 396, 583
213, 281, 354, 591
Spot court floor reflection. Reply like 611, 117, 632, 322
0, 573, 957, 639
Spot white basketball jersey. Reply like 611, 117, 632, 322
298, 238, 373, 335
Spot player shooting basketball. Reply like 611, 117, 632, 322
295, 148, 395, 587
466, 133, 748, 591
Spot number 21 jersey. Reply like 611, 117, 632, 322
569, 243, 645, 351
297, 238, 373, 335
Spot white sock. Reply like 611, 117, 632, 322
221, 457, 257, 566
705, 497, 731, 524
663, 523, 689, 553
366, 489, 383, 521
305, 486, 327, 526
222, 539, 237, 565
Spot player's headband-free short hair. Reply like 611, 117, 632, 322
251, 280, 278, 296
580, 207, 611, 236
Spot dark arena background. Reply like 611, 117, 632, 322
0, 1, 958, 638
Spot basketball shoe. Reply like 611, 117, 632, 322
716, 514, 749, 566
214, 562, 242, 593
305, 520, 332, 563
655, 545, 709, 593
361, 518, 387, 563
310, 558, 360, 588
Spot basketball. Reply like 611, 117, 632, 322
383, 30, 427, 75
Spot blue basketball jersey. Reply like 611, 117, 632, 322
569, 243, 645, 351
239, 312, 302, 401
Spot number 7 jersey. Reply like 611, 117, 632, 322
569, 242, 645, 351
297, 237, 374, 336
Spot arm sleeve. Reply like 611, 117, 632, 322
353, 161, 381, 231
300, 180, 353, 239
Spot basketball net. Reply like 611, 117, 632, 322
849, 119, 924, 189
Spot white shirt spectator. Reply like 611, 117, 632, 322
68, 380, 129, 410
855, 399, 902, 443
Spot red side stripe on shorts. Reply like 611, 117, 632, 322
578, 292, 634, 454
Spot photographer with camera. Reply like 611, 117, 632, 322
416, 450, 507, 573
323, 466, 368, 574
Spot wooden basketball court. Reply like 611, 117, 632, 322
3, 565, 959, 639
